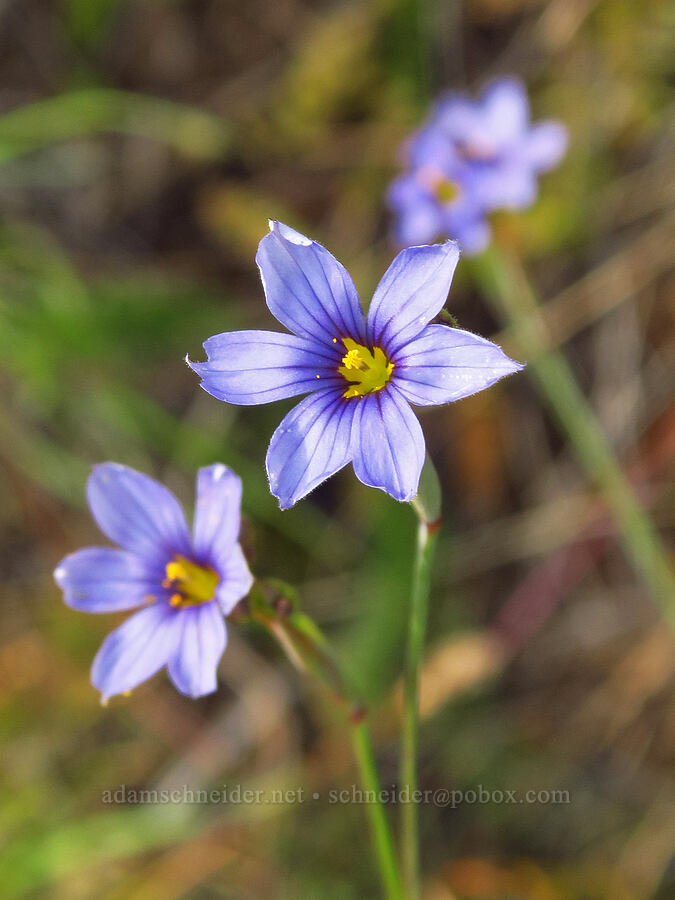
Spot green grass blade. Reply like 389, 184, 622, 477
0, 88, 229, 165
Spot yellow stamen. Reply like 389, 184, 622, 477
165, 560, 187, 582
163, 555, 219, 608
338, 338, 394, 399
341, 348, 363, 370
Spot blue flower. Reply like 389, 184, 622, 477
389, 77, 568, 253
54, 463, 253, 702
189, 221, 523, 508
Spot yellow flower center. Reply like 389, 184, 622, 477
434, 178, 460, 204
338, 338, 394, 399
162, 555, 219, 608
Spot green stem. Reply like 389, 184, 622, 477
351, 719, 405, 900
469, 246, 675, 614
401, 493, 440, 899
240, 581, 403, 899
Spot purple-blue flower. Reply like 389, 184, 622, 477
389, 77, 568, 254
189, 221, 523, 509
54, 463, 253, 702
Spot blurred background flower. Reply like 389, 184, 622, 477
388, 77, 567, 252
1, 1, 673, 898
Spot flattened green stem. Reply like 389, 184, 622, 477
402, 460, 442, 899
469, 246, 675, 615
238, 581, 403, 900
351, 719, 405, 900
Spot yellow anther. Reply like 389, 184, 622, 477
165, 560, 187, 582
332, 337, 338, 343
163, 555, 219, 608
341, 348, 363, 370
316, 374, 320, 379
338, 338, 394, 398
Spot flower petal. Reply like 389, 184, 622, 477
189, 330, 341, 406
433, 96, 483, 145
482, 77, 529, 145
54, 547, 161, 613
388, 176, 444, 247
167, 603, 226, 698
394, 324, 524, 406
351, 388, 425, 502
91, 603, 181, 701
472, 163, 538, 211
442, 202, 491, 255
215, 543, 253, 615
266, 389, 356, 509
256, 221, 367, 345
192, 464, 243, 566
406, 113, 465, 170
367, 241, 460, 354
524, 121, 568, 171
87, 463, 191, 560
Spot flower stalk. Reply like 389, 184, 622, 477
401, 455, 442, 899
234, 580, 404, 900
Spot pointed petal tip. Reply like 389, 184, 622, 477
188, 682, 219, 699
185, 355, 202, 378
87, 461, 120, 487
504, 356, 526, 375
388, 486, 419, 503
171, 676, 219, 700
267, 475, 294, 510
268, 220, 313, 246
267, 469, 310, 510
185, 354, 204, 377
401, 237, 461, 256
199, 462, 230, 482
442, 238, 461, 263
